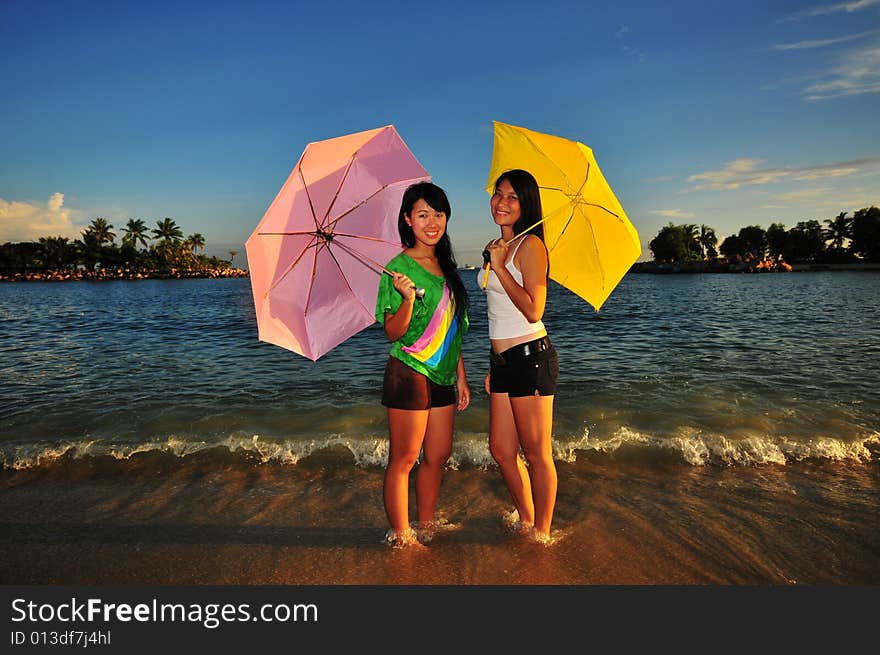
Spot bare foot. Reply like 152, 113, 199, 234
502, 509, 534, 535
383, 527, 423, 549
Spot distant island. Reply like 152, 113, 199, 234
5, 206, 878, 281
638, 206, 879, 273
630, 259, 880, 274
1, 217, 248, 282
1, 266, 248, 283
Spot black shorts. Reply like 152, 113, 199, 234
381, 356, 456, 410
489, 336, 559, 397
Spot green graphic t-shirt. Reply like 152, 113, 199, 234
375, 253, 468, 386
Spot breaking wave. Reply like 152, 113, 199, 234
2, 427, 877, 471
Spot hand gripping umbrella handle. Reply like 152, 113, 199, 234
481, 249, 491, 289
331, 238, 425, 299
385, 269, 426, 300
481, 216, 549, 290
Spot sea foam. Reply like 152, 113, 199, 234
1, 428, 877, 470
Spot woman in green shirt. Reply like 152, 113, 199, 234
375, 182, 470, 546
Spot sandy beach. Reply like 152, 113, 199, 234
3, 275, 879, 586
2, 449, 877, 586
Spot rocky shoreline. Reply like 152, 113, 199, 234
630, 260, 880, 274
0, 266, 249, 282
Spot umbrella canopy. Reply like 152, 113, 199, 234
246, 125, 430, 360
486, 121, 641, 311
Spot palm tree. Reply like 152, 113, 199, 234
76, 231, 103, 270
85, 217, 116, 247
766, 223, 788, 261
699, 225, 718, 259
37, 236, 73, 270
152, 218, 184, 267
681, 224, 701, 261
229, 250, 239, 267
152, 217, 184, 244
77, 218, 117, 270
180, 233, 205, 268
186, 233, 206, 254
122, 219, 151, 250
824, 211, 852, 250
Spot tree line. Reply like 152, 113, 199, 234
0, 217, 240, 273
649, 206, 880, 264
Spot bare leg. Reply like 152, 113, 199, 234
415, 404, 455, 524
510, 394, 556, 537
384, 408, 429, 536
489, 392, 535, 526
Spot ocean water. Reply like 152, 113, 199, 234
1, 272, 878, 468
1, 272, 878, 584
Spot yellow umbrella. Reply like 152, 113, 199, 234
486, 121, 641, 311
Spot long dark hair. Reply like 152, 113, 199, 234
494, 169, 549, 279
494, 169, 545, 243
398, 182, 469, 320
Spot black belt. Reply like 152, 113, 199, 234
494, 336, 551, 362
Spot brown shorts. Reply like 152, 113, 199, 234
381, 356, 456, 410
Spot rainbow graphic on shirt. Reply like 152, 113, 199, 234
402, 285, 459, 369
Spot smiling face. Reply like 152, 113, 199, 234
490, 178, 521, 227
405, 199, 447, 246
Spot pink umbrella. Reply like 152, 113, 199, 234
245, 125, 430, 360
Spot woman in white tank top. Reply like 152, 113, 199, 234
479, 169, 559, 542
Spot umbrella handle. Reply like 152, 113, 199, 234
380, 269, 425, 299
329, 237, 425, 299
481, 249, 491, 289
480, 216, 546, 290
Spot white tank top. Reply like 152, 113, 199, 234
477, 238, 546, 339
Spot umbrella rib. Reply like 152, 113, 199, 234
324, 174, 429, 233
518, 132, 580, 195
583, 202, 620, 218
576, 165, 589, 199
320, 242, 376, 320
258, 229, 409, 239
264, 236, 319, 297
320, 151, 359, 230
505, 202, 571, 248
331, 231, 401, 247
298, 162, 322, 233
548, 205, 608, 307
547, 209, 576, 253
302, 238, 323, 316
570, 161, 620, 217
257, 230, 315, 236
539, 185, 574, 196
331, 237, 390, 275
322, 184, 387, 232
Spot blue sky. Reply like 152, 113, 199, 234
2, 0, 879, 265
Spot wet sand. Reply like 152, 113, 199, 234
1, 450, 878, 585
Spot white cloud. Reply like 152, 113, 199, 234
803, 44, 880, 99
773, 29, 880, 50
761, 186, 880, 213
783, 0, 880, 20
686, 157, 880, 190
806, 0, 880, 16
687, 159, 788, 190
0, 193, 85, 242
651, 209, 696, 219
615, 24, 645, 61
771, 187, 834, 202
791, 166, 861, 180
